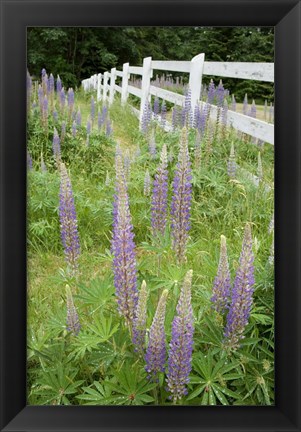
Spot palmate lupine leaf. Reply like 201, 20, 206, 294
76, 276, 114, 308
76, 381, 113, 405
87, 315, 119, 342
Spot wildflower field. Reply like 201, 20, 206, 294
27, 70, 274, 406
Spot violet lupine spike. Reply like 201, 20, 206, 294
76, 109, 81, 127
98, 110, 102, 130
171, 128, 193, 263
151, 143, 168, 238
153, 97, 160, 120
144, 169, 151, 197
166, 270, 194, 402
52, 127, 61, 161
227, 143, 236, 179
243, 94, 248, 115
183, 88, 192, 128
133, 280, 149, 352
49, 74, 54, 94
56, 75, 62, 94
211, 235, 231, 314
193, 105, 201, 130
224, 223, 255, 350
53, 110, 58, 123
221, 100, 228, 139
257, 152, 263, 181
216, 80, 225, 108
111, 155, 138, 325
141, 102, 151, 135
38, 85, 43, 113
145, 289, 168, 380
66, 285, 81, 335
42, 96, 48, 129
67, 88, 75, 121
42, 73, 48, 96
161, 100, 167, 129
72, 120, 77, 137
207, 79, 215, 105
59, 162, 80, 275
60, 88, 66, 113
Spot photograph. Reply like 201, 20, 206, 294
26, 26, 275, 406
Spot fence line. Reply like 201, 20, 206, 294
81, 53, 274, 145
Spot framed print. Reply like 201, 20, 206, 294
0, 0, 300, 431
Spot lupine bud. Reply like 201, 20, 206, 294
144, 169, 151, 196
153, 97, 160, 120
257, 152, 263, 181
145, 289, 168, 380
133, 280, 149, 352
49, 73, 55, 94
227, 143, 236, 178
166, 270, 194, 402
61, 121, 66, 143
207, 79, 215, 105
161, 100, 167, 129
66, 285, 81, 335
59, 163, 80, 275
224, 223, 255, 350
216, 80, 225, 108
211, 235, 231, 313
52, 127, 61, 161
56, 75, 62, 94
111, 155, 138, 325
171, 128, 192, 263
151, 144, 168, 237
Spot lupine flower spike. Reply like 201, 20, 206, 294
66, 285, 81, 335
224, 223, 255, 350
111, 155, 138, 326
227, 143, 236, 179
52, 127, 61, 162
171, 128, 193, 263
166, 270, 194, 402
151, 143, 168, 238
133, 280, 149, 353
211, 235, 231, 314
59, 163, 80, 276
145, 289, 168, 381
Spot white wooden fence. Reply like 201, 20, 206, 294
82, 53, 274, 145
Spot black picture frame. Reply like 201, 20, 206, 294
0, 0, 300, 431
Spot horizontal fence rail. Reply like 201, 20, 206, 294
82, 53, 274, 145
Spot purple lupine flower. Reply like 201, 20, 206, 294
231, 94, 236, 111
86, 118, 91, 136
141, 101, 152, 135
106, 119, 112, 136
227, 143, 236, 178
151, 143, 168, 238
41, 68, 47, 79
66, 285, 81, 335
144, 169, 151, 197
76, 108, 81, 127
133, 280, 149, 352
221, 100, 228, 126
161, 100, 167, 129
60, 88, 66, 113
61, 121, 66, 143
193, 104, 202, 132
91, 96, 95, 123
102, 105, 108, 124
148, 129, 156, 158
183, 88, 192, 127
166, 270, 194, 402
250, 100, 256, 118
59, 162, 80, 275
42, 95, 48, 127
72, 120, 77, 137
257, 151, 263, 181
216, 80, 225, 108
207, 79, 215, 105
111, 155, 138, 325
243, 93, 248, 115
27, 151, 33, 171
171, 128, 193, 263
53, 110, 58, 123
67, 88, 75, 121
145, 289, 168, 380
52, 127, 61, 161
56, 75, 62, 94
211, 235, 231, 314
38, 85, 43, 112
49, 73, 55, 94
153, 97, 160, 120
224, 223, 255, 350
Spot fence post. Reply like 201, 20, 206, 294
121, 63, 129, 105
188, 53, 205, 113
97, 73, 102, 101
109, 68, 116, 106
139, 56, 152, 129
103, 72, 109, 103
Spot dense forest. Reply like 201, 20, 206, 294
27, 27, 274, 101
